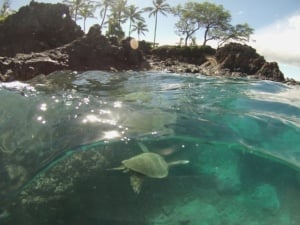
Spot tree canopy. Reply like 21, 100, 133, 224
125, 5, 144, 37
172, 3, 201, 46
173, 1, 253, 46
211, 23, 254, 47
63, 0, 84, 22
78, 0, 96, 32
131, 21, 149, 40
0, 0, 15, 21
61, 0, 253, 47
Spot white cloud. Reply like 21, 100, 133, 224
252, 13, 300, 67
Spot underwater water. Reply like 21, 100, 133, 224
0, 71, 300, 225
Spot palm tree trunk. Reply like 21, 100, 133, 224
83, 17, 86, 32
118, 11, 122, 27
75, 7, 78, 22
128, 20, 132, 37
100, 6, 108, 30
153, 12, 158, 47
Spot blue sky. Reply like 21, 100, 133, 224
4, 0, 300, 80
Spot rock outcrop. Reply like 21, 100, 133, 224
0, 51, 68, 81
215, 42, 265, 75
200, 43, 284, 81
149, 43, 285, 82
0, 1, 83, 57
65, 24, 145, 71
256, 62, 285, 81
0, 24, 147, 81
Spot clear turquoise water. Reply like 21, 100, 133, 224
0, 71, 300, 225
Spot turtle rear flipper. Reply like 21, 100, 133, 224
130, 174, 144, 194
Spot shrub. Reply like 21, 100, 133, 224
151, 45, 216, 60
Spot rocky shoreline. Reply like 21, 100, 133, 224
0, 2, 298, 84
0, 23, 147, 81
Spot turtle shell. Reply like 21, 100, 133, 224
122, 152, 168, 178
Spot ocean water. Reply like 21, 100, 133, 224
0, 71, 300, 225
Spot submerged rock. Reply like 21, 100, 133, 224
3, 141, 150, 224
250, 183, 280, 214
151, 199, 220, 225
6, 148, 109, 224
196, 147, 242, 194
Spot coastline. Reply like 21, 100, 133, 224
0, 2, 298, 85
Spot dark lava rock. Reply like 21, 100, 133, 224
256, 62, 285, 82
64, 24, 145, 71
216, 43, 266, 74
0, 24, 147, 81
213, 43, 285, 81
64, 25, 145, 71
0, 1, 83, 57
0, 51, 68, 81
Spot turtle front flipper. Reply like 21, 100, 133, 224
137, 142, 149, 153
106, 165, 126, 171
130, 174, 144, 194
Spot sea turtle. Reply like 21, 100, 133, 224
108, 152, 189, 194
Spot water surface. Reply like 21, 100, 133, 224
0, 71, 300, 225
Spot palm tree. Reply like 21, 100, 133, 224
125, 5, 144, 37
0, 0, 15, 20
111, 0, 128, 27
79, 1, 96, 32
96, 0, 116, 30
63, 0, 83, 22
131, 21, 149, 40
144, 0, 171, 47
106, 15, 125, 39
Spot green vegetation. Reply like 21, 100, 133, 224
144, 0, 171, 47
173, 1, 253, 46
0, 0, 15, 21
151, 45, 216, 60
131, 21, 149, 40
78, 1, 96, 32
18, 0, 253, 48
125, 5, 144, 37
214, 23, 254, 47
105, 0, 127, 39
62, 0, 84, 22
96, 0, 115, 30
105, 15, 125, 39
